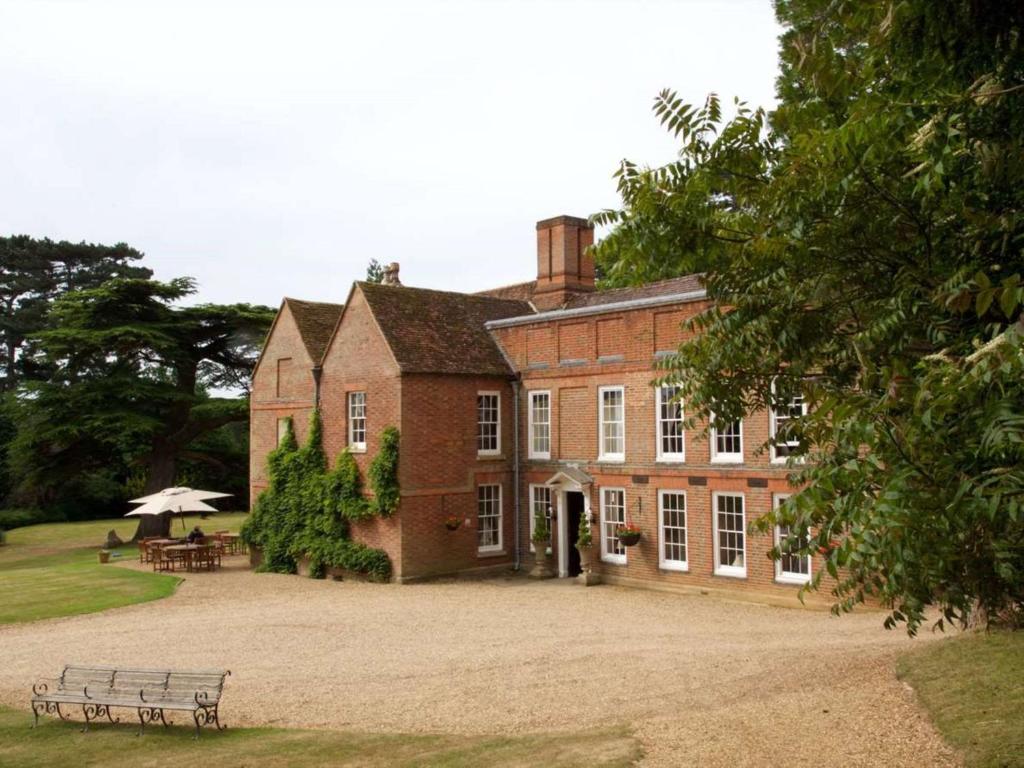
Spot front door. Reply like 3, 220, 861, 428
566, 491, 583, 576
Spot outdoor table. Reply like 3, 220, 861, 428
214, 532, 242, 554
163, 543, 216, 573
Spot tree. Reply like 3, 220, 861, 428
8, 277, 275, 538
365, 259, 385, 283
594, 0, 1024, 631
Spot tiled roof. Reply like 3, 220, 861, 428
475, 280, 537, 302
562, 274, 704, 309
359, 282, 533, 376
285, 298, 345, 364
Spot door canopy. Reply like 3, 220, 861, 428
544, 466, 593, 491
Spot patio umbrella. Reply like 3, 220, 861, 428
126, 487, 232, 530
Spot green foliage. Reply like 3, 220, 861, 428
368, 427, 400, 517
597, 0, 1024, 632
0, 508, 65, 531
531, 505, 550, 545
240, 413, 393, 580
577, 511, 593, 548
365, 259, 385, 284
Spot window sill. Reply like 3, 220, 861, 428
659, 563, 689, 573
477, 453, 505, 461
597, 456, 626, 464
601, 556, 627, 566
656, 456, 686, 464
528, 453, 552, 461
775, 574, 811, 586
477, 549, 507, 559
714, 567, 747, 579
710, 456, 743, 464
349, 446, 367, 454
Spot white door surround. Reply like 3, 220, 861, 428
544, 467, 594, 578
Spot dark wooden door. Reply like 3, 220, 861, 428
567, 492, 583, 576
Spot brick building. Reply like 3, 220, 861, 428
250, 215, 822, 602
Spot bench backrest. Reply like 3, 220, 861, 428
59, 665, 229, 702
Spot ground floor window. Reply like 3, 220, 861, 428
658, 490, 687, 571
477, 484, 502, 553
600, 487, 626, 564
775, 494, 811, 583
529, 485, 553, 553
713, 492, 746, 577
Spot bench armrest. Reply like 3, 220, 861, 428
31, 678, 61, 696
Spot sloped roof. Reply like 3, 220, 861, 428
285, 298, 345, 364
475, 280, 537, 302
562, 274, 704, 309
359, 282, 533, 376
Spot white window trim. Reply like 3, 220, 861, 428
348, 391, 367, 452
527, 390, 551, 460
528, 484, 553, 555
770, 382, 808, 464
477, 391, 501, 457
655, 385, 685, 463
600, 486, 627, 565
712, 491, 747, 578
658, 489, 688, 572
710, 413, 743, 463
598, 385, 626, 462
774, 493, 812, 584
477, 484, 503, 554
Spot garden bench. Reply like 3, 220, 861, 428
31, 664, 230, 737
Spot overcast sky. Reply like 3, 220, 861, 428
1, 0, 782, 307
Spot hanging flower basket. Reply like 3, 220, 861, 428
444, 516, 462, 531
617, 524, 642, 547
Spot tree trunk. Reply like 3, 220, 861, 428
130, 443, 179, 542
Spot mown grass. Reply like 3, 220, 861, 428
898, 630, 1024, 768
0, 513, 247, 625
0, 706, 640, 768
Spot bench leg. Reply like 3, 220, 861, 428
55, 703, 70, 722
137, 706, 160, 736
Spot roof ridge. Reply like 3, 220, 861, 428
358, 280, 532, 306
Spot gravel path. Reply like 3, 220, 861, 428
0, 560, 959, 766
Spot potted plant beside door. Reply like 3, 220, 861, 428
528, 508, 554, 580
575, 510, 600, 586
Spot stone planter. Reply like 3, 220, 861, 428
98, 550, 111, 564
528, 544, 554, 580
576, 544, 600, 586
296, 555, 314, 577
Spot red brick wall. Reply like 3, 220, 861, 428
491, 297, 832, 602
249, 302, 317, 508
318, 286, 404, 574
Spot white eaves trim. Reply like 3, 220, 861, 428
483, 289, 708, 329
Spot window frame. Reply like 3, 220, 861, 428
598, 385, 626, 462
774, 493, 812, 584
655, 385, 685, 462
710, 413, 743, 463
712, 491, 747, 578
528, 484, 553, 555
770, 383, 808, 464
600, 486, 627, 565
476, 483, 503, 554
527, 390, 551, 460
348, 391, 367, 452
476, 391, 501, 457
658, 489, 688, 572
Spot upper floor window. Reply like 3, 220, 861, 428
528, 391, 551, 459
348, 391, 366, 451
600, 487, 626, 564
477, 484, 502, 553
775, 494, 811, 584
710, 414, 743, 463
771, 386, 807, 463
599, 386, 625, 461
713, 492, 746, 578
477, 392, 500, 456
529, 484, 553, 554
656, 385, 685, 461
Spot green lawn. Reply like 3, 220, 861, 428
0, 707, 639, 768
898, 630, 1024, 768
0, 513, 248, 625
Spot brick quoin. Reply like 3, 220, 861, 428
250, 215, 831, 605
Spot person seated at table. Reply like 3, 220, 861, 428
187, 525, 205, 544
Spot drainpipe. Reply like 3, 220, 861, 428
512, 379, 521, 572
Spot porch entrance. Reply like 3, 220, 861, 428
565, 491, 584, 577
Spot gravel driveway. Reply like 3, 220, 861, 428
0, 561, 959, 767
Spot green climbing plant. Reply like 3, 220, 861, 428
240, 411, 397, 581
368, 426, 400, 517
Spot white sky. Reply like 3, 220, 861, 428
0, 0, 782, 307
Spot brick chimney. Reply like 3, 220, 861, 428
382, 262, 402, 286
532, 215, 595, 310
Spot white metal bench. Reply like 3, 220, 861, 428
31, 664, 230, 737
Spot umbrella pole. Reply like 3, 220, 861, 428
180, 507, 186, 531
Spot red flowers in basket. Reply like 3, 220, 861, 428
616, 521, 642, 547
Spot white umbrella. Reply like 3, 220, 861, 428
126, 487, 232, 530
